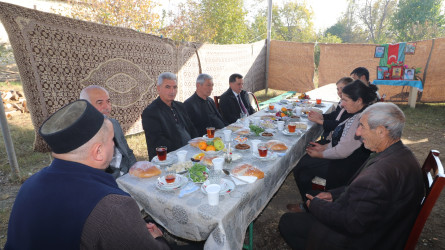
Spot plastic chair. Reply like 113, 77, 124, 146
247, 92, 260, 112
213, 96, 221, 111
404, 150, 445, 250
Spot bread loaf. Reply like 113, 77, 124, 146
232, 164, 264, 179
129, 161, 161, 178
266, 140, 288, 151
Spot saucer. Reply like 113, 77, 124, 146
152, 155, 177, 166
282, 130, 302, 136
156, 175, 188, 190
253, 151, 278, 161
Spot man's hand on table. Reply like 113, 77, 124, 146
146, 222, 163, 238
305, 192, 333, 208
308, 111, 323, 125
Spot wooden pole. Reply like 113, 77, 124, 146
0, 97, 21, 179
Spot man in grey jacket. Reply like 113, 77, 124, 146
80, 85, 137, 179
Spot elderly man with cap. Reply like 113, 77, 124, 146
184, 73, 227, 136
5, 100, 170, 249
80, 85, 137, 179
219, 73, 255, 124
142, 72, 198, 160
279, 102, 424, 250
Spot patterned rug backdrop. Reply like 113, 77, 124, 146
0, 2, 266, 152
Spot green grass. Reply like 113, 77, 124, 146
254, 89, 289, 103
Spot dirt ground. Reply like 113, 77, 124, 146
2, 131, 445, 250
1, 83, 444, 248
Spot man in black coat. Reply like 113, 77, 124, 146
141, 72, 198, 160
219, 73, 255, 124
279, 103, 424, 250
184, 73, 227, 137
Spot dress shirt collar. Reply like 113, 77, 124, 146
232, 90, 241, 97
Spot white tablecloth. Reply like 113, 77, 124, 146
117, 102, 334, 250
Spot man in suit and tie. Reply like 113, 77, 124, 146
184, 74, 227, 136
219, 73, 255, 124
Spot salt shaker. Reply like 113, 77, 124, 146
225, 143, 232, 163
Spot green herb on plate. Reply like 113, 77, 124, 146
249, 124, 265, 136
189, 163, 208, 183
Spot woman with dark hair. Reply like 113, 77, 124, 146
288, 80, 377, 212
308, 77, 353, 144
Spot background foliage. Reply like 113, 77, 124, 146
51, 0, 444, 45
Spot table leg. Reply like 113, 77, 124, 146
243, 222, 254, 250
408, 87, 419, 108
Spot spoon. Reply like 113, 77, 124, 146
222, 169, 248, 183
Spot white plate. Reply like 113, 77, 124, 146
253, 151, 278, 161
314, 104, 325, 108
156, 175, 188, 190
152, 155, 177, 166
282, 129, 302, 136
201, 179, 235, 194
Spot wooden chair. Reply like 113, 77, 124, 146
404, 150, 445, 250
213, 96, 221, 111
247, 92, 260, 112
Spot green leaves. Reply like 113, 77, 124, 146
391, 0, 445, 41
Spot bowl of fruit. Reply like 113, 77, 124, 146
197, 137, 225, 155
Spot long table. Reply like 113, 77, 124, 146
117, 102, 333, 249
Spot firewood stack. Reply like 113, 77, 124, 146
1, 90, 28, 119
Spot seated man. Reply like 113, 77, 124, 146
184, 73, 227, 136
350, 67, 370, 85
142, 72, 198, 160
80, 85, 137, 179
5, 100, 169, 249
219, 73, 255, 124
279, 102, 424, 250
350, 66, 380, 100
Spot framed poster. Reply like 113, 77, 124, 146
391, 66, 403, 80
404, 69, 415, 80
405, 42, 416, 55
374, 46, 385, 58
377, 66, 389, 80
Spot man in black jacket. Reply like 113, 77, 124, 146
279, 102, 424, 250
184, 74, 227, 136
219, 73, 255, 124
141, 72, 198, 160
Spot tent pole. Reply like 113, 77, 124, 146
0, 98, 20, 179
265, 0, 272, 95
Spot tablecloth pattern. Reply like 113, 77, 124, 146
117, 102, 333, 249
